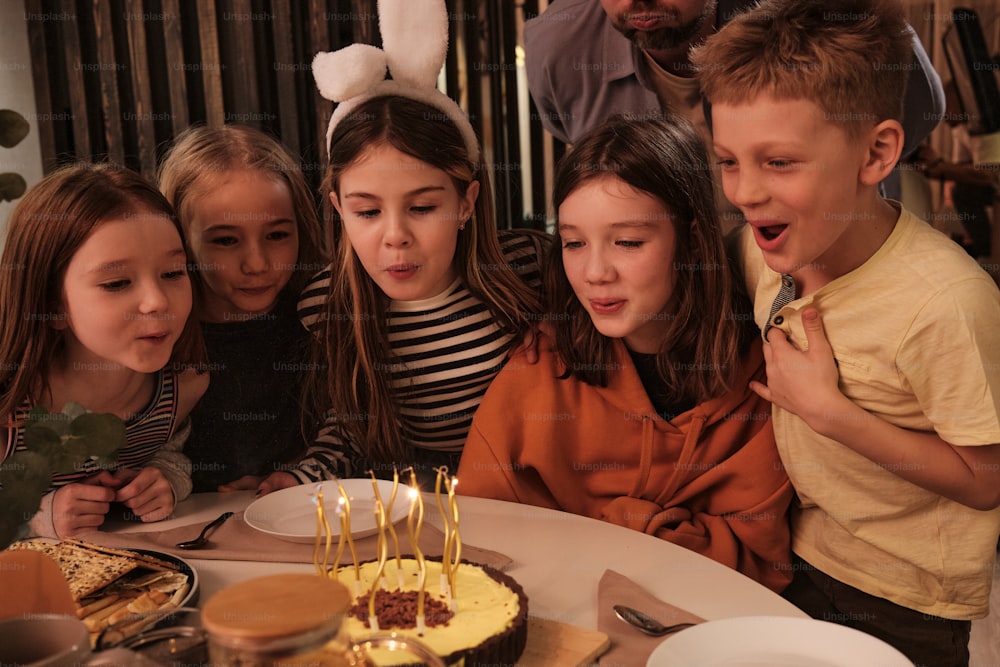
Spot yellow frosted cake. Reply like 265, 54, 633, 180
339, 557, 527, 666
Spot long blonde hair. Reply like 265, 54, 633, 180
157, 124, 327, 302
312, 95, 541, 464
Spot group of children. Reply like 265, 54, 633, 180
2, 0, 998, 664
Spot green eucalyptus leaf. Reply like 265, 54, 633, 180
0, 450, 52, 489
22, 423, 62, 455
0, 450, 52, 548
70, 412, 127, 458
1, 402, 126, 549
61, 402, 88, 420
25, 405, 71, 437
0, 522, 22, 553
59, 437, 97, 473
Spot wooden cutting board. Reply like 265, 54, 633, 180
519, 617, 611, 666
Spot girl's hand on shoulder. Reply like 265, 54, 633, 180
113, 467, 175, 523
51, 477, 116, 537
256, 471, 298, 496
218, 474, 264, 493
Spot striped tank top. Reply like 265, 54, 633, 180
294, 229, 548, 480
4, 370, 180, 489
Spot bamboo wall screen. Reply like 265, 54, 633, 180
22, 0, 552, 229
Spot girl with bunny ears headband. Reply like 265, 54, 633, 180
312, 0, 479, 161
255, 0, 549, 492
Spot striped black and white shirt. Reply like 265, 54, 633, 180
291, 229, 548, 481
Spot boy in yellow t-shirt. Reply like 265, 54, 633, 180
692, 0, 1000, 664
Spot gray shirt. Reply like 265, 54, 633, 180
524, 0, 944, 161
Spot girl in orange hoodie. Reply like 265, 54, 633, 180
458, 114, 793, 593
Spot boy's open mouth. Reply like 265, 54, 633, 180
758, 224, 787, 241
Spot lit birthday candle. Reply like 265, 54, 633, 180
406, 469, 427, 633
338, 481, 362, 596
448, 475, 462, 611
386, 468, 404, 588
332, 496, 347, 581
433, 467, 452, 598
367, 495, 388, 632
368, 471, 389, 591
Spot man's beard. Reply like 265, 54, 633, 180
613, 0, 717, 51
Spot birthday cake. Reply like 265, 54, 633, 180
339, 557, 528, 666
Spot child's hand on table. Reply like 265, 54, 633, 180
111, 467, 175, 523
218, 474, 264, 493
51, 474, 116, 537
256, 471, 298, 496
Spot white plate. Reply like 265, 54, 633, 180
244, 479, 409, 543
646, 616, 913, 667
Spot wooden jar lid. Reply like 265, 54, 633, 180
202, 574, 351, 643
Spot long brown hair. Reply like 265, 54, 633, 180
0, 163, 206, 420
311, 95, 541, 464
546, 114, 753, 404
157, 123, 327, 302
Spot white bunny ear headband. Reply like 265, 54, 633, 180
312, 0, 480, 163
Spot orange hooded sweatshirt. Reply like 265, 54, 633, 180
458, 331, 793, 593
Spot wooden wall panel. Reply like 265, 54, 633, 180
197, 2, 225, 127
59, 0, 91, 160
24, 0, 547, 227
270, 0, 299, 149
124, 0, 157, 176
91, 1, 125, 164
21, 0, 56, 171
161, 0, 190, 135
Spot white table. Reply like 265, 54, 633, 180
107, 491, 806, 630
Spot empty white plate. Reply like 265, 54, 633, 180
244, 479, 409, 543
647, 615, 913, 666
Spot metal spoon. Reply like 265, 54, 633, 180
175, 512, 234, 550
613, 604, 697, 636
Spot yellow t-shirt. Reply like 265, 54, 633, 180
737, 206, 1000, 619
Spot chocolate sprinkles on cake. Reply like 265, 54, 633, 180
350, 589, 454, 631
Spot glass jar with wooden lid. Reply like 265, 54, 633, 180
201, 573, 444, 666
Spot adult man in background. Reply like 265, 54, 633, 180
525, 0, 944, 197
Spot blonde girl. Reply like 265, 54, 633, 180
158, 124, 326, 492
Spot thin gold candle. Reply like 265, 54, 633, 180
369, 471, 389, 590
312, 484, 333, 578
448, 475, 462, 609
406, 470, 427, 633
386, 468, 404, 588
338, 481, 362, 596
332, 497, 347, 581
367, 497, 388, 631
433, 467, 452, 596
